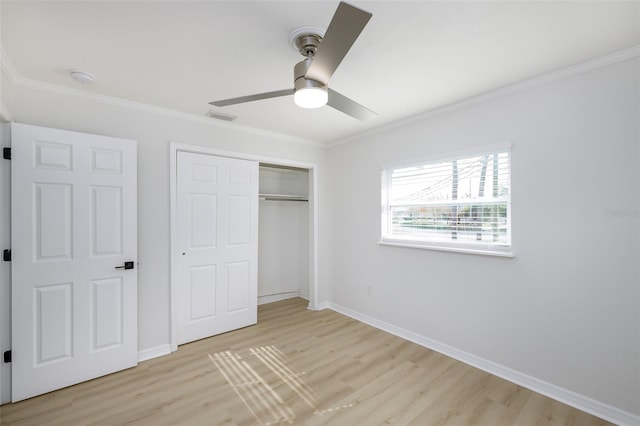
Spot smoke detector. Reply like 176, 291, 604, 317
69, 69, 95, 84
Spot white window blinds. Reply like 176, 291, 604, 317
381, 149, 511, 254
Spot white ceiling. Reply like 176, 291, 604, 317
1, 1, 638, 145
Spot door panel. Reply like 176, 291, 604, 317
176, 152, 258, 345
35, 183, 73, 260
91, 277, 123, 350
34, 141, 72, 170
35, 283, 73, 364
227, 261, 249, 312
91, 186, 123, 256
189, 265, 216, 320
228, 196, 251, 244
190, 194, 217, 247
11, 123, 137, 402
91, 148, 122, 173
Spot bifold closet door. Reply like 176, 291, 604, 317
176, 152, 258, 345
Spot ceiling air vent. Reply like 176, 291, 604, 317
205, 110, 237, 122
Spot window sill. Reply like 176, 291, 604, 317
378, 239, 514, 258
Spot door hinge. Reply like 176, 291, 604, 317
3, 350, 11, 363
2, 147, 10, 160
2, 249, 10, 262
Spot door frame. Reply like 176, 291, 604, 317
169, 142, 319, 352
0, 122, 11, 404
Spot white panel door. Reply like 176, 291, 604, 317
11, 123, 137, 402
176, 152, 258, 345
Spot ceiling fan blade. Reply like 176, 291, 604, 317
304, 2, 372, 85
209, 89, 294, 107
327, 89, 376, 121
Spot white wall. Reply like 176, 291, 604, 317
4, 82, 328, 352
327, 58, 639, 416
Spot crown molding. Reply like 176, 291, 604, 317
0, 47, 325, 149
328, 44, 640, 149
20, 77, 324, 148
3, 44, 638, 150
0, 48, 17, 122
0, 47, 19, 85
0, 101, 13, 123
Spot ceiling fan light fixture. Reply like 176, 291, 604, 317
293, 61, 327, 109
294, 86, 328, 109
209, 2, 375, 119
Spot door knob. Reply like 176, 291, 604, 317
115, 261, 135, 270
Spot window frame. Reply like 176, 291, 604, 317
379, 144, 513, 257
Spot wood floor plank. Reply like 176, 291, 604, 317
0, 298, 613, 426
371, 355, 471, 425
306, 361, 420, 426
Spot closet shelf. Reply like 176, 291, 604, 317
259, 193, 308, 202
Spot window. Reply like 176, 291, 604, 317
381, 148, 511, 256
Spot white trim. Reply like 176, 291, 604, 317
315, 301, 330, 311
0, 55, 321, 149
0, 123, 11, 404
377, 240, 514, 257
325, 302, 640, 426
0, 47, 19, 85
1, 47, 322, 148
1, 48, 17, 122
3, 45, 638, 150
0, 102, 13, 123
307, 165, 319, 311
381, 142, 513, 171
328, 44, 640, 148
258, 291, 300, 305
169, 142, 319, 351
137, 344, 171, 363
17, 77, 322, 148
381, 146, 513, 257
170, 142, 318, 170
169, 143, 178, 352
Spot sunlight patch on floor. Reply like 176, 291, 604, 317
209, 345, 320, 425
314, 403, 356, 416
249, 346, 317, 409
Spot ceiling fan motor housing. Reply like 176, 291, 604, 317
294, 57, 327, 92
293, 32, 327, 92
295, 33, 322, 57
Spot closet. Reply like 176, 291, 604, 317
258, 164, 309, 304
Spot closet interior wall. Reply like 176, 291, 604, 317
258, 164, 309, 304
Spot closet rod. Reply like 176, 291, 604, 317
259, 193, 308, 202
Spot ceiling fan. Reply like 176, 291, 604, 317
209, 2, 376, 121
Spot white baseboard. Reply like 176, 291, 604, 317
258, 291, 299, 305
138, 344, 171, 363
315, 301, 330, 310
325, 302, 639, 426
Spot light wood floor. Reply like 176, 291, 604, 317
0, 298, 612, 425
